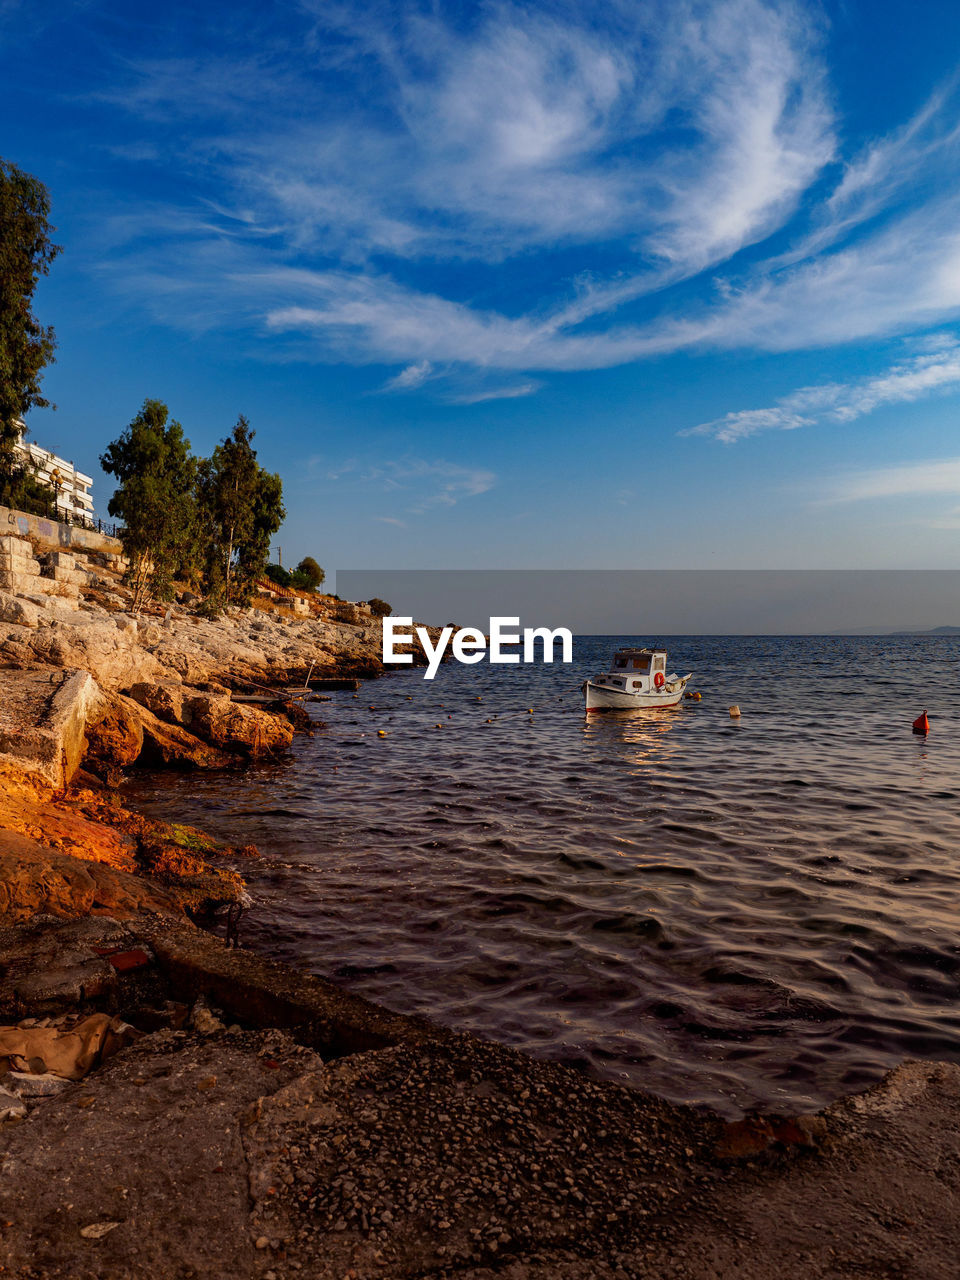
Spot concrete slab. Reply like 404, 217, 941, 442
0, 667, 100, 787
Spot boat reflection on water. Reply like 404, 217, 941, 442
580, 702, 691, 773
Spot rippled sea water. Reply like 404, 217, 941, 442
123, 635, 960, 1117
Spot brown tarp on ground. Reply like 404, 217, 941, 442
0, 1014, 137, 1080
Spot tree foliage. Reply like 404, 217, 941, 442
265, 563, 292, 588
368, 597, 392, 617
100, 399, 198, 611
102, 404, 286, 613
196, 417, 285, 609
0, 158, 61, 472
234, 466, 285, 604
289, 556, 324, 592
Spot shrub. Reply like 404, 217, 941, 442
265, 563, 292, 587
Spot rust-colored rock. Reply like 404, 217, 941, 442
85, 694, 144, 769
0, 828, 181, 920
187, 693, 293, 757
268, 698, 313, 732
0, 761, 136, 872
715, 1114, 777, 1160
134, 834, 245, 912
124, 680, 186, 726
715, 1111, 827, 1160
121, 696, 231, 770
771, 1115, 822, 1148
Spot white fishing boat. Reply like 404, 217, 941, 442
582, 646, 691, 711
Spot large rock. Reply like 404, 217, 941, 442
120, 696, 231, 770
11, 617, 165, 689
0, 668, 100, 789
0, 591, 40, 629
187, 693, 294, 757
125, 680, 185, 725
84, 694, 144, 769
0, 828, 180, 920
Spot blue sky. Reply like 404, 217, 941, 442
5, 0, 960, 577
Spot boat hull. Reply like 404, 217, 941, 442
582, 677, 689, 711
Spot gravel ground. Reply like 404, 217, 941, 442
1, 1018, 958, 1279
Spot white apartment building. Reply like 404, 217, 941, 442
13, 424, 96, 524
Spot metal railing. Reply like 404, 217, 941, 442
0, 488, 122, 538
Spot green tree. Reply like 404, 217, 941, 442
100, 400, 198, 611
368, 597, 392, 617
235, 467, 284, 604
197, 417, 284, 608
290, 556, 324, 592
0, 158, 61, 474
265, 563, 292, 588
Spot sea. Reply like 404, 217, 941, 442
122, 635, 960, 1119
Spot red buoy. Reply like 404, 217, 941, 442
913, 711, 929, 735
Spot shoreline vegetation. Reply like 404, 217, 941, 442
1, 158, 958, 1278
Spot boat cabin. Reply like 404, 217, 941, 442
593, 647, 667, 692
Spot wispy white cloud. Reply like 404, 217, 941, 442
379, 459, 496, 511
322, 454, 495, 516
444, 382, 540, 405
643, 1, 833, 270
194, 0, 830, 269
822, 457, 960, 505
684, 337, 960, 442
826, 81, 960, 225
382, 360, 433, 392
70, 0, 960, 407
86, 2, 839, 366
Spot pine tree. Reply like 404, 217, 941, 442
0, 158, 61, 473
100, 400, 198, 611
197, 417, 284, 608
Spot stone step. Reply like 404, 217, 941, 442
43, 567, 86, 585
0, 554, 41, 573
0, 571, 40, 593
0, 535, 33, 556
30, 579, 80, 605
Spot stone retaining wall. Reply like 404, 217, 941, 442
0, 504, 123, 558
0, 534, 81, 606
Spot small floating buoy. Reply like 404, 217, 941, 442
913, 710, 929, 735
436, 723, 443, 729
476, 696, 482, 702
377, 729, 388, 737
528, 708, 534, 714
693, 692, 702, 701
729, 705, 741, 718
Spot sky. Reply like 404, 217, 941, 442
5, 0, 960, 581
339, 570, 960, 634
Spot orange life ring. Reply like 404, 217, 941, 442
654, 672, 665, 689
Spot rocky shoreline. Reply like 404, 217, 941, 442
0, 537, 958, 1277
